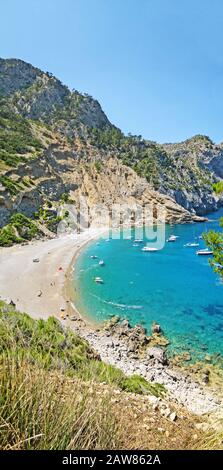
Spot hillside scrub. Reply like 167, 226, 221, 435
0, 302, 165, 393
0, 100, 43, 173
212, 181, 223, 194
0, 213, 41, 247
0, 302, 168, 450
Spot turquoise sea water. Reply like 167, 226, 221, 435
73, 210, 223, 361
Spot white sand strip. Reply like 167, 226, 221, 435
0, 228, 106, 319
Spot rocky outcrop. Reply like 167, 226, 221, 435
67, 315, 222, 415
0, 57, 221, 231
160, 136, 223, 215
0, 140, 205, 228
0, 58, 110, 130
0, 58, 42, 96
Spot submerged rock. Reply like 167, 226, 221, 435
152, 322, 162, 334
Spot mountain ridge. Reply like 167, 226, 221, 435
0, 57, 222, 243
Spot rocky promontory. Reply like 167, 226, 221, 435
66, 314, 222, 416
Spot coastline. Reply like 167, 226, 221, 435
63, 229, 107, 328
0, 227, 107, 321
0, 226, 223, 416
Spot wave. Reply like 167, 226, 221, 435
90, 293, 143, 310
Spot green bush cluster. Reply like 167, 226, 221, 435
0, 213, 41, 247
94, 160, 102, 172
60, 192, 74, 204
0, 100, 43, 170
0, 175, 23, 195
212, 181, 223, 194
0, 224, 23, 246
203, 217, 223, 276
0, 304, 119, 450
0, 303, 165, 397
34, 206, 62, 233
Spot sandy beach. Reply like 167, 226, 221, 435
0, 228, 106, 320
0, 227, 223, 415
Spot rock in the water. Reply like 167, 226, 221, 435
152, 322, 161, 334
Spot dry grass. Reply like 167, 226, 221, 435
0, 302, 221, 450
0, 355, 119, 450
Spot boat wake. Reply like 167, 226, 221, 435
90, 293, 143, 310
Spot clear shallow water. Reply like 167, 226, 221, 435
73, 210, 223, 361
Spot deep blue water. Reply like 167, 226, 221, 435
73, 210, 223, 360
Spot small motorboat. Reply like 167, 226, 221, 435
134, 239, 143, 243
142, 246, 159, 252
90, 255, 98, 259
99, 260, 105, 266
196, 249, 213, 256
94, 277, 104, 284
167, 235, 177, 242
184, 243, 199, 247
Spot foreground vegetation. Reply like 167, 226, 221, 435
203, 217, 223, 276
0, 302, 222, 449
0, 302, 165, 450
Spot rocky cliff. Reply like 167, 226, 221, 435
1, 58, 222, 241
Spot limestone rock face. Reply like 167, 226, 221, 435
0, 58, 110, 128
0, 58, 41, 96
160, 136, 223, 215
0, 58, 221, 234
0, 140, 202, 228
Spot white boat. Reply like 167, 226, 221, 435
142, 246, 159, 252
134, 239, 143, 243
99, 260, 105, 266
94, 277, 104, 284
90, 255, 98, 259
167, 235, 177, 242
184, 243, 199, 247
196, 249, 213, 256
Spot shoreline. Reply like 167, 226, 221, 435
0, 227, 223, 416
63, 230, 107, 328
0, 227, 107, 320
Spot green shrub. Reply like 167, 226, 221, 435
0, 303, 165, 396
0, 213, 41, 247
121, 375, 166, 397
212, 181, 223, 194
0, 224, 23, 246
94, 161, 102, 172
0, 176, 22, 195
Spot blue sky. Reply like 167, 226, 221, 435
1, 0, 223, 143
